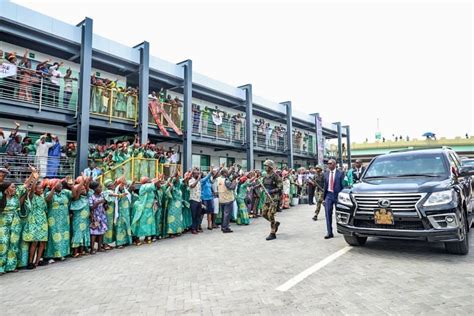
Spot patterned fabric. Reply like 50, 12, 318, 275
45, 189, 72, 259
0, 186, 25, 272
154, 187, 166, 238
23, 194, 48, 242
103, 190, 116, 244
114, 189, 132, 246
166, 180, 184, 235
89, 193, 108, 236
131, 183, 156, 237
70, 194, 91, 248
236, 181, 250, 225
181, 185, 192, 230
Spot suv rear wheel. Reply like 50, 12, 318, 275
344, 235, 367, 246
445, 212, 469, 255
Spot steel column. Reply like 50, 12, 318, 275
135, 41, 150, 144
75, 18, 93, 176
343, 125, 351, 169
178, 60, 192, 172
280, 101, 293, 168
239, 84, 253, 171
335, 122, 343, 168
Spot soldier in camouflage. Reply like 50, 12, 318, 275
262, 160, 283, 241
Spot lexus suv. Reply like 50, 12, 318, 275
336, 148, 474, 255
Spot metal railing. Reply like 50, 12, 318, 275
89, 85, 138, 125
192, 114, 246, 144
148, 100, 183, 130
253, 127, 287, 152
293, 136, 316, 156
0, 153, 75, 184
96, 157, 181, 184
0, 66, 78, 111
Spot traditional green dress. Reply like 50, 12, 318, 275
146, 149, 156, 178
181, 185, 192, 230
103, 189, 116, 244
154, 187, 165, 238
236, 181, 251, 225
23, 194, 48, 242
0, 186, 25, 272
91, 85, 102, 113
289, 175, 297, 200
131, 148, 144, 181
126, 93, 136, 119
115, 90, 127, 114
45, 190, 72, 259
131, 183, 157, 238
70, 193, 91, 248
114, 188, 132, 246
166, 180, 184, 235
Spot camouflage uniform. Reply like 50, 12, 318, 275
313, 170, 325, 218
261, 161, 283, 236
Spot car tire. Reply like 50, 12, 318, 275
344, 235, 367, 246
445, 213, 469, 255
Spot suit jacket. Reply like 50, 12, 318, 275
323, 169, 344, 199
352, 166, 366, 183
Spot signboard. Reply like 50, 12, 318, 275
375, 132, 382, 140
0, 63, 17, 78
316, 115, 324, 165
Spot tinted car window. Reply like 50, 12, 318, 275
365, 153, 448, 178
462, 159, 474, 166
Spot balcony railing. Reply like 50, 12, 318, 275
192, 114, 246, 145
253, 128, 287, 152
89, 85, 138, 125
95, 157, 181, 184
148, 100, 183, 133
0, 153, 75, 184
0, 67, 78, 111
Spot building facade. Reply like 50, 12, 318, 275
0, 1, 351, 175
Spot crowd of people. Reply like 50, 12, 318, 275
1, 49, 78, 108
0, 158, 279, 274
0, 123, 71, 181
85, 135, 180, 181
0, 140, 365, 274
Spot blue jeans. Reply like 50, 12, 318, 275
324, 192, 337, 236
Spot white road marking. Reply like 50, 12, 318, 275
276, 246, 353, 292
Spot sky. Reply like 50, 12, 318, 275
12, 0, 474, 142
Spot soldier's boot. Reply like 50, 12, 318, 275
274, 221, 280, 233
266, 233, 276, 241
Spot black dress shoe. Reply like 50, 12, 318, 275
266, 233, 276, 241
324, 234, 334, 239
222, 229, 233, 233
312, 216, 318, 221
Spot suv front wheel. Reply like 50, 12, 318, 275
344, 235, 367, 246
445, 212, 469, 255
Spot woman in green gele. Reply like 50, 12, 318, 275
0, 167, 37, 274
166, 173, 184, 236
131, 177, 157, 245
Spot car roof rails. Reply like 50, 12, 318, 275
388, 146, 453, 154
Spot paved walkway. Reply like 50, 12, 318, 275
1, 204, 473, 315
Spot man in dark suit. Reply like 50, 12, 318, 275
323, 159, 344, 239
352, 159, 366, 183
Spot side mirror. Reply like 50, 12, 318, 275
459, 166, 474, 177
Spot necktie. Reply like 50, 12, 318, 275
329, 171, 334, 192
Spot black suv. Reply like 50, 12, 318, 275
336, 148, 474, 255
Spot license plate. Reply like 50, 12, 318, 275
374, 208, 394, 225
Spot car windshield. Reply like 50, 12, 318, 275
364, 153, 448, 179
462, 160, 474, 166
